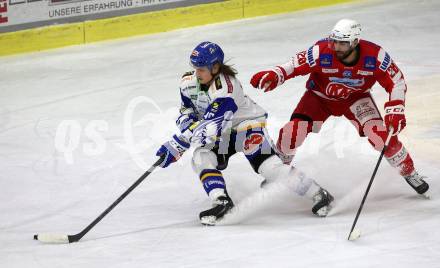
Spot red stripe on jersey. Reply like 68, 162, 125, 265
224, 75, 233, 93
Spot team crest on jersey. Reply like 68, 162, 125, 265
243, 133, 264, 155
326, 83, 361, 100
363, 56, 376, 70
319, 54, 333, 67
342, 70, 352, 78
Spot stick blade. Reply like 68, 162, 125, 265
348, 229, 361, 241
34, 233, 70, 244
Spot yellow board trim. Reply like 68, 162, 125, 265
0, 23, 84, 56
0, 0, 356, 57
243, 0, 357, 17
85, 0, 243, 43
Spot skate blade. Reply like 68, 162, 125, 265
420, 190, 431, 199
200, 216, 217, 226
315, 205, 332, 217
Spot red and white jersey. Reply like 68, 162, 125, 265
276, 39, 407, 102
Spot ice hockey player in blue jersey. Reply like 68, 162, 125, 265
156, 41, 334, 225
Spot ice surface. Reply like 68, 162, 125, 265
1, 0, 439, 267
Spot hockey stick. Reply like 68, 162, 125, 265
34, 155, 165, 244
347, 127, 394, 241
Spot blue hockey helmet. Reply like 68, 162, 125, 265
190, 41, 224, 70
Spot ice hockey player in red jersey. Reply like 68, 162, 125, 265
250, 19, 429, 196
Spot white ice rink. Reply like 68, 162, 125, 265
1, 0, 440, 267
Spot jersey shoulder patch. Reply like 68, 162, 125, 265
214, 76, 223, 90
212, 74, 234, 94
377, 48, 392, 72
180, 72, 198, 93
358, 41, 381, 71
307, 45, 320, 67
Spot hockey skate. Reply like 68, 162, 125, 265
404, 171, 430, 198
199, 195, 234, 226
312, 188, 334, 217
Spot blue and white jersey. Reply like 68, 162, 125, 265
176, 71, 267, 145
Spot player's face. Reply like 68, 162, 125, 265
195, 66, 213, 84
331, 40, 353, 60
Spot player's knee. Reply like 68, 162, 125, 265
258, 155, 289, 181
277, 118, 312, 154
191, 148, 218, 175
258, 155, 316, 196
364, 119, 388, 151
367, 134, 385, 151
258, 155, 291, 183
364, 120, 402, 157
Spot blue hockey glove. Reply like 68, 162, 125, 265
156, 135, 190, 168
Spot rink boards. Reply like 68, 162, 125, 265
0, 0, 353, 56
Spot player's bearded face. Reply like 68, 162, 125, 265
330, 40, 354, 60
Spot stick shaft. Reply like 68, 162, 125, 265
68, 157, 164, 243
347, 130, 393, 240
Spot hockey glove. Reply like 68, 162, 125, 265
384, 100, 406, 135
250, 67, 284, 92
156, 134, 190, 168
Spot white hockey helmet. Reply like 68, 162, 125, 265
329, 19, 361, 45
